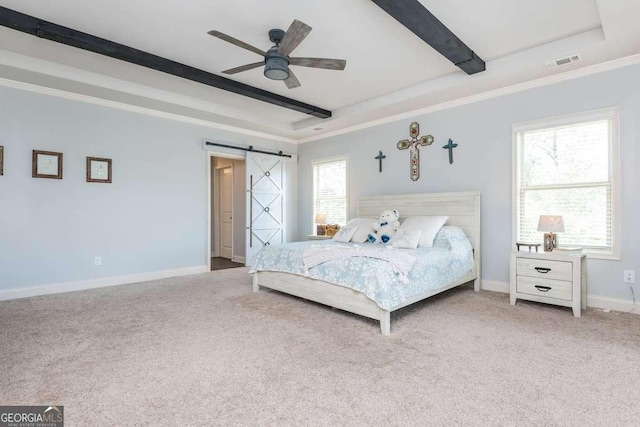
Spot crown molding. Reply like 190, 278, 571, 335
1, 52, 639, 145
298, 53, 640, 144
0, 76, 297, 144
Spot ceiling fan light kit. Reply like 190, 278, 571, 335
264, 48, 290, 81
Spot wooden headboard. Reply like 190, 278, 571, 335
357, 191, 481, 285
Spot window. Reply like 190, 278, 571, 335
513, 108, 619, 259
313, 157, 347, 228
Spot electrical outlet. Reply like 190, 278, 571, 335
94, 256, 102, 266
624, 270, 635, 284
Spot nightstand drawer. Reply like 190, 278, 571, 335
516, 258, 572, 281
516, 276, 572, 301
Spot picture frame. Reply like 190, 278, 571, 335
86, 157, 112, 183
0, 146, 4, 176
32, 150, 63, 179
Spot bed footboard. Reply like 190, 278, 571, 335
252, 271, 392, 335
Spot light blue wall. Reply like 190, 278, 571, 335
297, 64, 640, 301
0, 86, 296, 291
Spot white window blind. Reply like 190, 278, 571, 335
313, 158, 347, 226
514, 108, 619, 258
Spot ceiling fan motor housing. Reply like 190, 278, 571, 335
268, 28, 286, 44
264, 46, 290, 80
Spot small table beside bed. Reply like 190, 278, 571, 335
249, 191, 481, 335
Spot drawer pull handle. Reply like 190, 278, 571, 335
534, 285, 552, 292
534, 267, 551, 273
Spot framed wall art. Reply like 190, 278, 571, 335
0, 146, 4, 176
32, 150, 63, 179
86, 157, 112, 183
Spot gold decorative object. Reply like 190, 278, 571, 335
325, 224, 340, 237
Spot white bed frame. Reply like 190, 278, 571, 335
252, 191, 481, 335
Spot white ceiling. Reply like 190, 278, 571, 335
0, 0, 638, 142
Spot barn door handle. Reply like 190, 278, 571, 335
534, 285, 551, 292
534, 267, 551, 273
247, 174, 253, 248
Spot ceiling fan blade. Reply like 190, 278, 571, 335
222, 62, 264, 75
277, 19, 312, 56
207, 30, 266, 57
289, 57, 346, 70
283, 69, 301, 89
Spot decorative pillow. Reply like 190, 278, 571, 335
398, 216, 449, 247
345, 218, 377, 243
391, 229, 423, 249
332, 226, 358, 243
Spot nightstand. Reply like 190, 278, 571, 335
307, 235, 332, 240
510, 251, 587, 317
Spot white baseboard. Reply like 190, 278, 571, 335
481, 280, 510, 293
0, 265, 209, 302
587, 294, 639, 314
232, 255, 246, 264
481, 279, 639, 314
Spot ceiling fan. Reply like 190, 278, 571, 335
208, 19, 346, 89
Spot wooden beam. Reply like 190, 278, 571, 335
371, 0, 485, 75
0, 6, 332, 118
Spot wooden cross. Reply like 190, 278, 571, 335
442, 139, 458, 164
374, 150, 386, 173
397, 122, 434, 181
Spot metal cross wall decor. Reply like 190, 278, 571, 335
375, 150, 386, 172
397, 122, 434, 181
442, 139, 458, 164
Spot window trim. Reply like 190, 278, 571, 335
311, 155, 349, 233
511, 107, 621, 260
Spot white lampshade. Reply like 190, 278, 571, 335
314, 213, 327, 224
537, 215, 565, 233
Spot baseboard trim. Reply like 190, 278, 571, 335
587, 294, 639, 314
481, 279, 639, 314
232, 255, 246, 264
481, 280, 510, 293
0, 265, 209, 301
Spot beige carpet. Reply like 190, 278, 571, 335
1, 268, 639, 426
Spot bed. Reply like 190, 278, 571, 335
250, 191, 481, 335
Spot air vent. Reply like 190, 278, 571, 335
546, 53, 582, 69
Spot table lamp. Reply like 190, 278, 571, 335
537, 215, 565, 252
315, 213, 327, 236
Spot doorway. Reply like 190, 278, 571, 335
209, 154, 246, 271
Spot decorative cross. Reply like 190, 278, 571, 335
442, 139, 458, 164
397, 122, 434, 181
374, 150, 386, 173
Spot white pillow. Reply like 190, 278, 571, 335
391, 229, 423, 249
332, 226, 358, 243
345, 218, 377, 243
398, 216, 449, 247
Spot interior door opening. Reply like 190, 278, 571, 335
209, 155, 246, 271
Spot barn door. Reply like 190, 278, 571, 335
245, 152, 286, 266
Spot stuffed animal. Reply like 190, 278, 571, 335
367, 210, 400, 244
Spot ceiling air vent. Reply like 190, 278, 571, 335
546, 53, 582, 69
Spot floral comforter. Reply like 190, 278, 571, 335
248, 226, 475, 310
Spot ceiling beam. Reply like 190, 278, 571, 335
371, 0, 485, 75
0, 6, 332, 119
